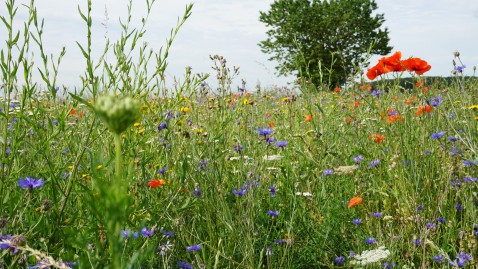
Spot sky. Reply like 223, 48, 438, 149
1, 0, 477, 90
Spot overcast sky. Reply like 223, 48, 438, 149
1, 0, 477, 89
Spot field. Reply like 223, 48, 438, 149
1, 0, 477, 268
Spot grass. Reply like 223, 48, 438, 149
1, 0, 477, 268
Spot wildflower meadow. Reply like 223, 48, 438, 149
1, 1, 477, 268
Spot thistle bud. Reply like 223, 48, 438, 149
95, 95, 141, 134
454, 51, 460, 57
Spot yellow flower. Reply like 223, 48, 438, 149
133, 122, 141, 127
180, 106, 191, 113
468, 105, 478, 109
96, 165, 103, 170
136, 129, 145, 135
67, 165, 74, 170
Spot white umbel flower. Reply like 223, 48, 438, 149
351, 246, 390, 265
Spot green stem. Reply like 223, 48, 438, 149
115, 133, 122, 185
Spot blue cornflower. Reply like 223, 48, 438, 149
269, 185, 276, 197
323, 169, 334, 176
274, 239, 286, 244
365, 237, 377, 244
267, 210, 279, 217
368, 159, 380, 167
258, 128, 273, 137
275, 140, 288, 148
417, 205, 424, 211
193, 188, 202, 198
177, 261, 193, 269
157, 168, 167, 175
429, 95, 443, 107
437, 217, 446, 223
121, 230, 138, 239
433, 255, 443, 262
161, 230, 174, 238
233, 144, 244, 152
450, 146, 463, 156
454, 65, 466, 72
457, 252, 472, 263
425, 222, 436, 229
371, 90, 381, 96
352, 219, 362, 226
353, 154, 364, 163
463, 160, 477, 167
18, 177, 44, 189
412, 238, 421, 246
52, 119, 59, 126
334, 256, 345, 265
186, 244, 202, 252
5, 148, 11, 155
371, 212, 383, 217
455, 203, 463, 211
158, 121, 167, 131
266, 137, 275, 144
430, 131, 445, 139
232, 189, 246, 196
463, 177, 477, 183
382, 262, 396, 268
141, 227, 154, 237
473, 224, 478, 236
448, 136, 459, 142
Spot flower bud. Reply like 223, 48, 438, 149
95, 95, 141, 134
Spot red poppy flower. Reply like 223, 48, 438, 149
348, 197, 363, 208
402, 58, 431, 75
148, 179, 165, 188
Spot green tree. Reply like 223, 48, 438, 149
259, 0, 392, 88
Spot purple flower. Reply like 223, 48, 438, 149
334, 256, 345, 265
232, 189, 246, 196
158, 121, 167, 131
178, 261, 193, 269
382, 262, 396, 268
371, 90, 381, 96
448, 136, 459, 142
430, 131, 445, 139
352, 218, 362, 226
437, 217, 446, 223
5, 148, 11, 155
186, 244, 202, 252
323, 169, 334, 176
353, 154, 364, 163
258, 128, 273, 137
193, 188, 202, 198
429, 95, 443, 107
233, 144, 244, 152
18, 177, 44, 189
161, 230, 174, 238
454, 65, 466, 72
267, 210, 279, 217
266, 137, 275, 144
275, 140, 288, 148
473, 224, 478, 236
463, 177, 477, 183
269, 185, 276, 197
463, 160, 477, 167
365, 237, 376, 244
455, 203, 463, 211
121, 230, 138, 239
425, 222, 436, 229
457, 252, 472, 263
450, 146, 463, 156
274, 239, 286, 244
433, 255, 443, 262
417, 205, 424, 211
412, 238, 421, 246
371, 212, 383, 217
141, 227, 154, 237
368, 159, 380, 167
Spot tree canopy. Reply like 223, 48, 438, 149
259, 0, 392, 88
